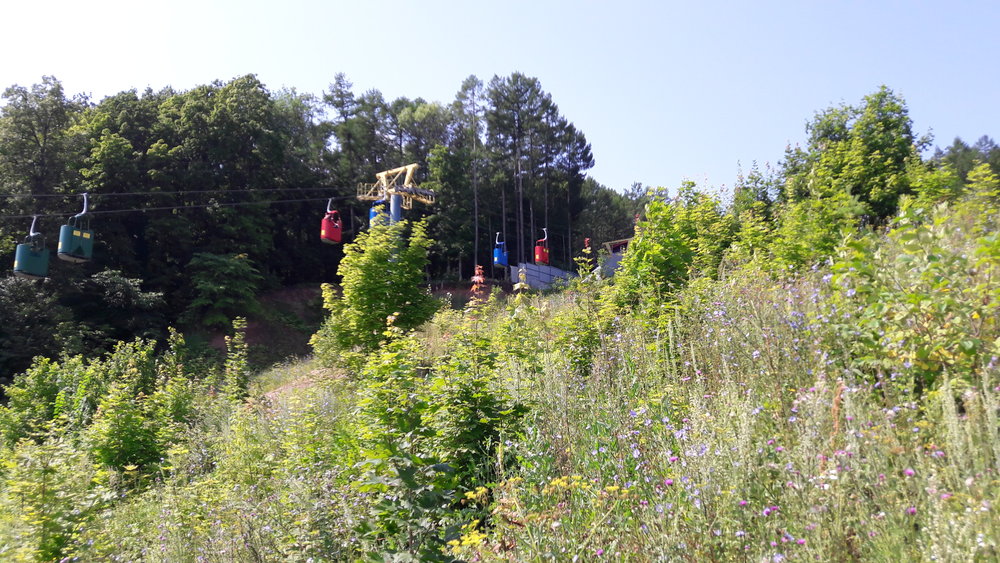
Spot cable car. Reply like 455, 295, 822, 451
534, 227, 549, 266
13, 216, 50, 279
493, 232, 508, 268
57, 194, 94, 263
320, 199, 342, 244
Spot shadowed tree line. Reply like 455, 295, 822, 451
0, 73, 639, 380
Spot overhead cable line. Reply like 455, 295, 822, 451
0, 195, 357, 221
0, 185, 346, 200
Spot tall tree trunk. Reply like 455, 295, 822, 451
530, 200, 535, 264
566, 182, 572, 265
516, 149, 525, 265
501, 181, 508, 268
473, 155, 479, 268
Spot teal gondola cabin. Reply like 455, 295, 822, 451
14, 239, 50, 279
57, 217, 94, 263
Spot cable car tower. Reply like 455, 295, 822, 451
356, 163, 435, 224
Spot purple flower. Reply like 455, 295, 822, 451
903, 468, 915, 477
906, 506, 917, 515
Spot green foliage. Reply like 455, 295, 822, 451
222, 317, 251, 399
425, 334, 528, 485
183, 253, 263, 330
0, 335, 207, 475
87, 382, 161, 470
312, 219, 439, 364
0, 278, 73, 383
0, 356, 97, 447
0, 428, 109, 562
355, 446, 463, 561
613, 182, 734, 307
770, 190, 866, 270
831, 194, 1000, 391
724, 200, 775, 267
346, 305, 531, 559
904, 160, 964, 209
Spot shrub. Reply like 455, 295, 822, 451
311, 219, 439, 367
183, 252, 263, 330
832, 199, 999, 392
613, 183, 734, 308
0, 427, 109, 562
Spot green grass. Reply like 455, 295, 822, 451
2, 199, 998, 562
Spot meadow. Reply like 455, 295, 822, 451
1, 182, 997, 562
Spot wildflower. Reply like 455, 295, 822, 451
664, 478, 674, 486
739, 500, 748, 506
904, 468, 915, 477
906, 506, 917, 515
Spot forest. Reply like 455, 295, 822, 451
0, 73, 638, 383
0, 75, 998, 561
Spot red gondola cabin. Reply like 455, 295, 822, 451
534, 229, 549, 266
321, 210, 342, 244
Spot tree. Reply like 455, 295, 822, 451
452, 76, 486, 266
0, 278, 72, 385
182, 253, 263, 330
574, 177, 635, 246
780, 86, 921, 221
0, 76, 87, 199
311, 220, 439, 363
0, 77, 88, 252
485, 73, 594, 267
613, 182, 734, 307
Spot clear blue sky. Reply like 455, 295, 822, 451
3, 0, 998, 194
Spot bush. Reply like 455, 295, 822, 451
613, 183, 734, 308
832, 197, 1000, 392
0, 427, 109, 562
311, 219, 439, 366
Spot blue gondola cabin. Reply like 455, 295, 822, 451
493, 233, 508, 267
493, 242, 508, 267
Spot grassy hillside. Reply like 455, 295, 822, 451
1, 191, 998, 561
